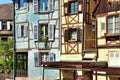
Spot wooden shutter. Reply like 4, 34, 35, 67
0, 21, 2, 30
48, 23, 55, 41
18, 26, 22, 37
33, 24, 38, 41
64, 29, 68, 42
78, 1, 82, 12
77, 28, 81, 41
49, 0, 54, 12
33, 0, 38, 13
7, 21, 10, 30
64, 3, 69, 15
24, 25, 28, 37
15, 0, 19, 9
24, 0, 28, 7
34, 52, 40, 67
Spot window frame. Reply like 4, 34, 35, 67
1, 21, 7, 30
64, 28, 81, 42
17, 23, 28, 38
64, 0, 82, 15
107, 15, 120, 34
69, 1, 78, 14
39, 23, 48, 42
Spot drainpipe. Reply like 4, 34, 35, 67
82, 0, 85, 58
13, 0, 17, 80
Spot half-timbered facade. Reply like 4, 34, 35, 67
14, 0, 60, 79
92, 0, 120, 80
60, 0, 97, 79
0, 3, 13, 41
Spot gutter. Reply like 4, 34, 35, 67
82, 0, 85, 57
13, 0, 16, 80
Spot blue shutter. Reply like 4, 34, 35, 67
24, 0, 28, 7
24, 25, 28, 37
34, 52, 40, 67
33, 24, 38, 41
49, 52, 56, 62
15, 0, 19, 9
33, 0, 38, 13
48, 23, 55, 41
49, 0, 54, 12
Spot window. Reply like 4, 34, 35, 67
33, 23, 55, 42
64, 28, 81, 42
41, 53, 49, 62
15, 0, 28, 9
39, 24, 48, 42
40, 0, 48, 11
64, 0, 82, 15
2, 21, 7, 30
108, 15, 119, 34
0, 21, 11, 30
33, 0, 54, 13
17, 24, 28, 38
69, 1, 78, 13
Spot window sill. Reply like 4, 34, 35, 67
68, 40, 77, 42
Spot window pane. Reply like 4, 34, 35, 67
40, 0, 48, 11
2, 21, 7, 30
20, 0, 24, 7
70, 1, 78, 13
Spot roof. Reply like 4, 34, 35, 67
0, 3, 13, 20
92, 0, 120, 17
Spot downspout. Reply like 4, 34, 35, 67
13, 0, 16, 80
82, 0, 85, 58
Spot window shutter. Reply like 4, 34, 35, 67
78, 1, 82, 12
77, 28, 81, 41
24, 0, 28, 7
49, 0, 54, 12
64, 29, 68, 42
33, 24, 38, 41
64, 3, 69, 15
24, 25, 28, 37
33, 0, 38, 13
18, 26, 22, 37
100, 17, 106, 36
15, 0, 19, 9
48, 23, 55, 41
49, 52, 56, 62
34, 52, 40, 67
7, 21, 10, 30
0, 21, 2, 30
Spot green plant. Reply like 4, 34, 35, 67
0, 40, 13, 75
40, 35, 48, 48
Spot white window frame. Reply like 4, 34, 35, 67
108, 15, 119, 34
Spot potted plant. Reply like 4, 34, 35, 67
41, 35, 48, 48
104, 33, 111, 36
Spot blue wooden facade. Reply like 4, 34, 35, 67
15, 0, 60, 79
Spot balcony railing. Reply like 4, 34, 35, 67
16, 70, 27, 77
85, 39, 96, 50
